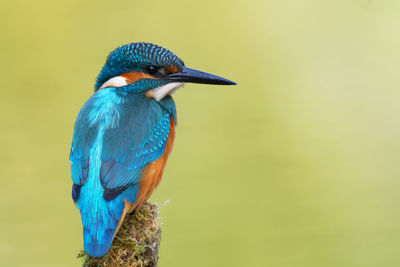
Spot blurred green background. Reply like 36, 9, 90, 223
1, 0, 400, 266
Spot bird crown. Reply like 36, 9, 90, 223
95, 42, 184, 91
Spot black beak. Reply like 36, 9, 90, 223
167, 67, 236, 85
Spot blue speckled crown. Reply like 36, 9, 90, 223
95, 42, 185, 91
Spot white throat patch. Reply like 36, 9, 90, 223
148, 82, 184, 101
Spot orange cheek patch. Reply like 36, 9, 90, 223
121, 71, 157, 84
165, 65, 179, 73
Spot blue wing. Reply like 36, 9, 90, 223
70, 99, 98, 186
70, 90, 176, 202
99, 94, 174, 199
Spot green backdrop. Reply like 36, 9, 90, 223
1, 0, 399, 266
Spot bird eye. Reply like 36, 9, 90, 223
145, 65, 159, 75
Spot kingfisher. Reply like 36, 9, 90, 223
69, 42, 236, 257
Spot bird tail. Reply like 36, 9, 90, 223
80, 196, 125, 257
83, 227, 115, 257
77, 179, 125, 257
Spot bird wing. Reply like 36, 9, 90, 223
100, 96, 172, 190
70, 92, 173, 201
70, 99, 98, 186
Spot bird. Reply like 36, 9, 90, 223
69, 42, 236, 257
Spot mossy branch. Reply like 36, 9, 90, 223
77, 202, 161, 267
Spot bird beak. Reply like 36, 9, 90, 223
167, 66, 236, 85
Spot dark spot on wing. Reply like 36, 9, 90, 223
103, 186, 128, 201
72, 184, 82, 202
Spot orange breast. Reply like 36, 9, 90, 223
114, 117, 175, 238
131, 116, 175, 211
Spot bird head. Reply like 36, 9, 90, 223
94, 42, 236, 101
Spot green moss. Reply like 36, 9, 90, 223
77, 202, 161, 267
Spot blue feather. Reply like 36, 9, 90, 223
70, 87, 175, 257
